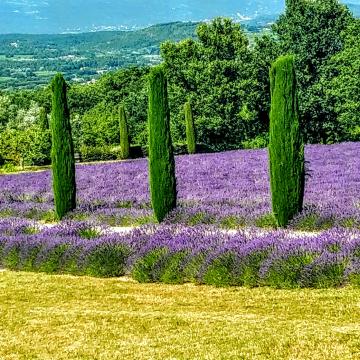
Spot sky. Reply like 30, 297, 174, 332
0, 0, 358, 34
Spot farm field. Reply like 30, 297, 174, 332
0, 142, 360, 288
1, 270, 360, 360
1, 142, 359, 230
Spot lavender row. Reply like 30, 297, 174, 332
1, 218, 360, 288
1, 142, 359, 228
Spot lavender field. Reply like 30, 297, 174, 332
0, 142, 359, 229
1, 142, 360, 287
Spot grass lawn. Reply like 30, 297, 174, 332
1, 271, 360, 359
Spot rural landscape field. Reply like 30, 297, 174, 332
0, 0, 360, 359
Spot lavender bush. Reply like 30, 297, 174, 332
1, 218, 360, 288
0, 142, 359, 229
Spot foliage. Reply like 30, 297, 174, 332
273, 0, 353, 143
75, 67, 150, 149
0, 6, 359, 162
131, 248, 168, 283
148, 66, 177, 223
269, 55, 305, 227
321, 18, 360, 142
161, 18, 256, 150
50, 74, 76, 220
83, 243, 131, 278
80, 101, 120, 147
0, 22, 198, 90
242, 134, 269, 150
0, 101, 51, 167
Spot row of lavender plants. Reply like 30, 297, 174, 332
1, 218, 360, 288
0, 142, 359, 230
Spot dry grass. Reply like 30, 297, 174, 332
1, 270, 360, 360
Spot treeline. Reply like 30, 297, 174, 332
0, 0, 359, 168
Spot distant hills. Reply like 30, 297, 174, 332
0, 22, 200, 90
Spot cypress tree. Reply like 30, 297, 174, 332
184, 101, 196, 154
119, 105, 130, 160
148, 66, 177, 222
269, 55, 305, 227
50, 73, 76, 220
39, 107, 49, 130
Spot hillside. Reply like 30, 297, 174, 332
0, 21, 265, 91
0, 22, 199, 90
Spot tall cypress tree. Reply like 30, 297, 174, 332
148, 66, 177, 222
269, 55, 305, 227
50, 74, 76, 220
119, 105, 130, 160
184, 101, 196, 154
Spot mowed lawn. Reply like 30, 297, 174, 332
1, 271, 360, 360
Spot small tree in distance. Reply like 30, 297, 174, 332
119, 105, 130, 160
184, 101, 196, 154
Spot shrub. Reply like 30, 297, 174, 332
300, 252, 348, 288
80, 145, 144, 162
131, 248, 168, 283
269, 55, 305, 227
36, 243, 70, 274
202, 252, 237, 287
260, 240, 318, 289
83, 242, 131, 278
50, 74, 76, 220
148, 66, 177, 222
160, 251, 190, 284
242, 134, 269, 150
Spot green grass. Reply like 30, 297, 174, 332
0, 271, 360, 359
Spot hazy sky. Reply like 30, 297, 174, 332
0, 0, 358, 34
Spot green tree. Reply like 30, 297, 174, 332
161, 18, 254, 150
184, 101, 196, 154
80, 101, 119, 147
269, 55, 305, 227
148, 66, 177, 222
119, 105, 130, 159
273, 0, 352, 143
251, 34, 281, 138
321, 19, 360, 141
50, 74, 76, 220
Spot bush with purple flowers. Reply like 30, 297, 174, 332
1, 218, 360, 288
